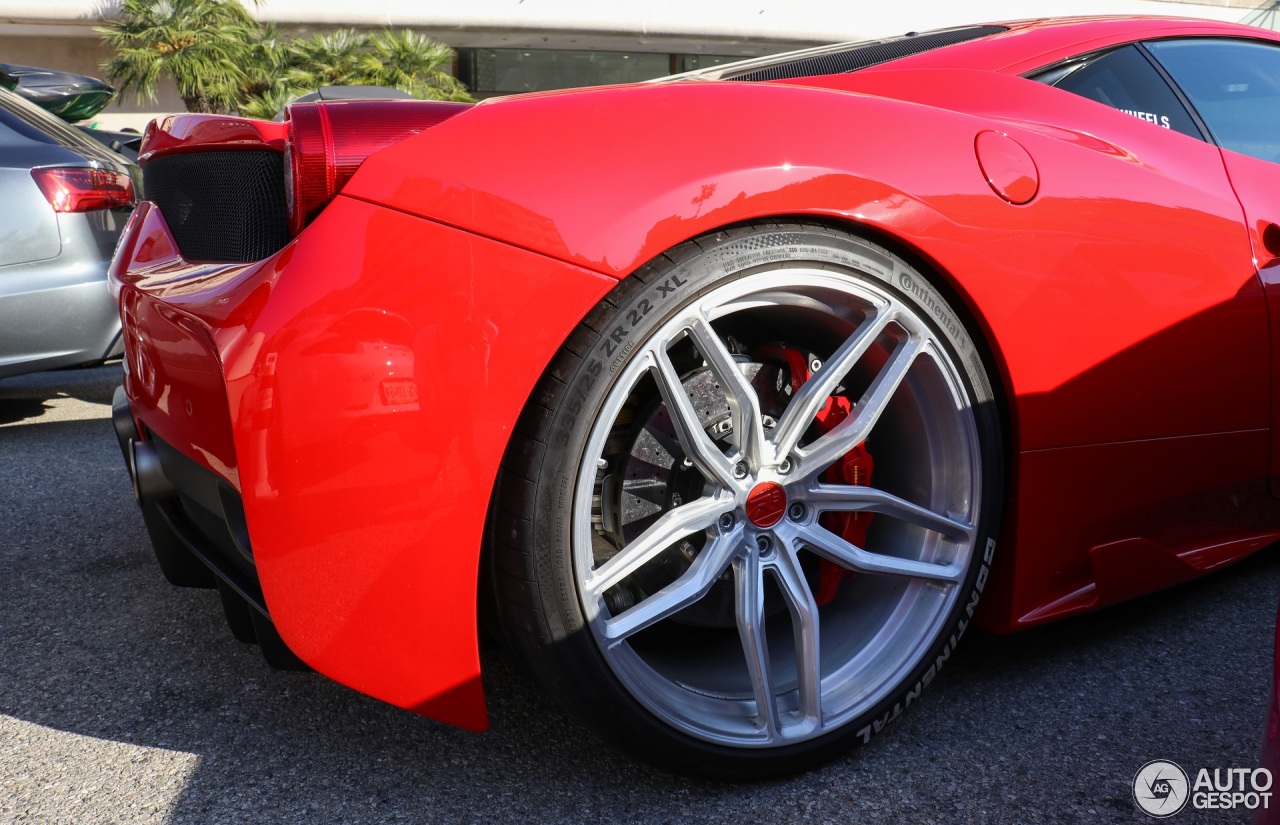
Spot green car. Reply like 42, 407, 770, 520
0, 63, 115, 122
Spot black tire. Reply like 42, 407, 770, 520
491, 222, 1004, 778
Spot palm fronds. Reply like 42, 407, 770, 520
100, 1, 473, 115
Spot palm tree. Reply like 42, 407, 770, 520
102, 0, 472, 117
282, 29, 369, 90
99, 0, 260, 114
359, 30, 471, 102
277, 29, 470, 102
237, 28, 472, 117
236, 23, 295, 119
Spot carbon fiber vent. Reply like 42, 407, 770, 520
143, 150, 289, 263
730, 26, 1008, 82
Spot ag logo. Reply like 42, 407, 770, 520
1134, 760, 1190, 817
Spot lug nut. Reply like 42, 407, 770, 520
733, 460, 749, 479
788, 502, 806, 521
778, 457, 792, 475
718, 513, 735, 531
756, 535, 773, 553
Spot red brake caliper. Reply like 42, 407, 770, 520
758, 346, 874, 606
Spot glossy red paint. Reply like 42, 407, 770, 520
113, 197, 617, 729
973, 131, 1038, 205
113, 202, 264, 484
977, 429, 1280, 631
285, 100, 471, 234
112, 16, 1280, 732
138, 114, 288, 163
865, 18, 1280, 77
1212, 148, 1280, 497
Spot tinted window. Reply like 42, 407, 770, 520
1041, 45, 1201, 139
1146, 39, 1280, 163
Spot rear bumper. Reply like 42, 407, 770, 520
113, 385, 260, 609
110, 196, 616, 732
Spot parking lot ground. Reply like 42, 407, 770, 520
1, 363, 1277, 824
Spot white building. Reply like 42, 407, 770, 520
0, 0, 1267, 129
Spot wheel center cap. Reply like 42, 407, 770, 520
745, 482, 787, 528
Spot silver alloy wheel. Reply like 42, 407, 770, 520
572, 267, 982, 748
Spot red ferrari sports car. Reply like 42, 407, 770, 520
110, 16, 1280, 777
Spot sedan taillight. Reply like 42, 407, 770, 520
31, 167, 136, 213
284, 100, 470, 235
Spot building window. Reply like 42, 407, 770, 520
457, 49, 745, 96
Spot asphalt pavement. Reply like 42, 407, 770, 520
1, 363, 1277, 824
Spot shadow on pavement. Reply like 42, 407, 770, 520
0, 362, 122, 425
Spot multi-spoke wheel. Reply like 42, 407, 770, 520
492, 223, 1003, 777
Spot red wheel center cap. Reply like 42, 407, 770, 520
745, 482, 787, 528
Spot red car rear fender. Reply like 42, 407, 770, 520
114, 198, 617, 730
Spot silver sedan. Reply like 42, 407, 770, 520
0, 86, 137, 380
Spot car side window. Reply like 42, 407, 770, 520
1145, 38, 1280, 164
1034, 45, 1202, 139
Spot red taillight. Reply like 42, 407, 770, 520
32, 167, 136, 213
285, 99, 471, 235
